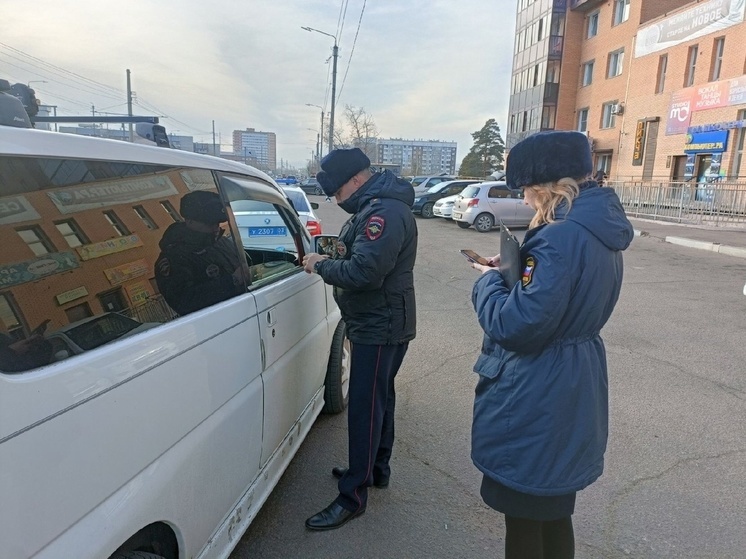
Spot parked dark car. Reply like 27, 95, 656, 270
412, 179, 482, 218
298, 178, 323, 195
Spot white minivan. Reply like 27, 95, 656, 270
0, 127, 349, 559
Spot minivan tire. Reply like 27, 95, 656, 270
111, 552, 166, 559
474, 213, 494, 233
323, 320, 350, 414
456, 221, 470, 229
421, 202, 435, 219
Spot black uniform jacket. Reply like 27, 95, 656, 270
155, 222, 244, 316
317, 171, 418, 345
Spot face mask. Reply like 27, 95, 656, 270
337, 198, 357, 214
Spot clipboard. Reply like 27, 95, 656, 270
499, 221, 521, 288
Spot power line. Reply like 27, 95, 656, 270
336, 0, 367, 104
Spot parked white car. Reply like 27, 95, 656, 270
433, 194, 460, 219
452, 181, 534, 232
0, 126, 348, 559
281, 185, 322, 236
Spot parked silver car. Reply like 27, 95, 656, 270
452, 181, 534, 232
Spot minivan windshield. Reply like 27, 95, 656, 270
461, 185, 481, 198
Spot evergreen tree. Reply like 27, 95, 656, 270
459, 119, 505, 177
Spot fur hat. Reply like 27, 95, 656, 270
316, 148, 371, 196
506, 131, 593, 189
179, 190, 227, 224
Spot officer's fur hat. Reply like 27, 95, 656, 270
506, 131, 593, 189
316, 148, 371, 197
180, 190, 227, 224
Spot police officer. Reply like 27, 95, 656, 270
155, 190, 245, 316
302, 148, 418, 531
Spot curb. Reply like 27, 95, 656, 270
634, 229, 746, 259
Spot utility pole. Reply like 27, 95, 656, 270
126, 69, 134, 142
212, 120, 217, 156
329, 43, 338, 152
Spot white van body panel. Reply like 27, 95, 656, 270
0, 128, 345, 559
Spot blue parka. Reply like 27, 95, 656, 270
471, 183, 634, 496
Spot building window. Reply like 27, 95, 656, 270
54, 220, 89, 248
103, 210, 130, 236
655, 55, 668, 94
577, 108, 589, 132
160, 200, 181, 222
16, 226, 55, 256
133, 205, 158, 230
607, 48, 625, 78
0, 293, 24, 339
581, 61, 594, 86
612, 0, 630, 26
710, 37, 725, 81
541, 106, 556, 130
587, 11, 599, 38
597, 153, 612, 175
601, 102, 618, 129
685, 45, 698, 87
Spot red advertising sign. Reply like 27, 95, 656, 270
666, 89, 693, 135
693, 82, 729, 110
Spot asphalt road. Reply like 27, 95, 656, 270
231, 195, 746, 559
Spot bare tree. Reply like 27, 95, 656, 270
328, 105, 379, 160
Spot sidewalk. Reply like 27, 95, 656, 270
629, 217, 746, 259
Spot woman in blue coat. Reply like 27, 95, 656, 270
469, 131, 634, 558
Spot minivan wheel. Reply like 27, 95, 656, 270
474, 213, 494, 233
323, 320, 350, 414
456, 221, 470, 229
421, 202, 435, 218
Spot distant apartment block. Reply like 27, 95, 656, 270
376, 138, 457, 175
233, 128, 277, 170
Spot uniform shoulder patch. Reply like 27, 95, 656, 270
521, 256, 536, 287
366, 215, 385, 241
156, 257, 170, 277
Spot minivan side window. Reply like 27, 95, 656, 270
0, 158, 249, 373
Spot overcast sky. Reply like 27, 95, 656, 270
2, 0, 516, 169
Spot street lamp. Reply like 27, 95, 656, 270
301, 26, 338, 153
306, 103, 325, 158
306, 128, 320, 164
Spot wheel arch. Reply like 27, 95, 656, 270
109, 522, 179, 559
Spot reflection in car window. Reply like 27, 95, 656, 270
488, 185, 510, 198
0, 158, 247, 373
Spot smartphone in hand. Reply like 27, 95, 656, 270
460, 249, 493, 267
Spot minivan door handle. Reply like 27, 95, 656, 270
266, 307, 277, 327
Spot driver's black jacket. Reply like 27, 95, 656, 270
315, 171, 418, 345
155, 222, 244, 316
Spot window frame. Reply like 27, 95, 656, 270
685, 45, 699, 87
133, 205, 159, 230
607, 48, 625, 79
54, 219, 90, 248
710, 37, 725, 81
103, 210, 131, 237
159, 200, 181, 222
587, 11, 599, 38
655, 54, 668, 94
612, 0, 630, 26
581, 60, 594, 86
577, 108, 589, 132
601, 101, 618, 129
16, 225, 56, 256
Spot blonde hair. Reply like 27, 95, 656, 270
525, 177, 580, 229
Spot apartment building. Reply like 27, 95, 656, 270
376, 138, 458, 175
508, 0, 746, 181
232, 128, 277, 171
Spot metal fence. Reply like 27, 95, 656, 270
119, 295, 178, 324
609, 180, 746, 226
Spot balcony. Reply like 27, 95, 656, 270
548, 35, 563, 58
543, 83, 560, 104
570, 0, 605, 11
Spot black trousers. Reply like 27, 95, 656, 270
336, 342, 408, 512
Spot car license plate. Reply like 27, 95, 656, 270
453, 212, 462, 219
248, 226, 287, 237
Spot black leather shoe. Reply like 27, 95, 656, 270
331, 466, 389, 488
305, 501, 365, 531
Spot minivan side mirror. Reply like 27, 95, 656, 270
314, 234, 340, 256
310, 202, 319, 210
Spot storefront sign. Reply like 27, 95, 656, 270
48, 175, 178, 214
666, 89, 693, 135
0, 252, 80, 288
632, 120, 646, 166
77, 234, 143, 261
104, 259, 149, 286
693, 82, 729, 111
124, 281, 154, 305
636, 0, 746, 58
55, 286, 89, 305
684, 130, 729, 153
727, 75, 746, 105
689, 119, 746, 133
0, 196, 41, 225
